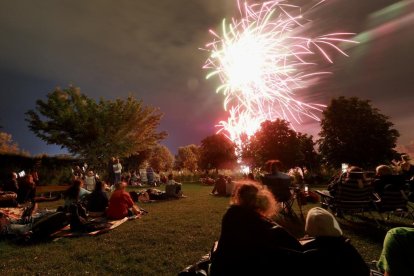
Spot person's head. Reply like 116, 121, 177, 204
376, 165, 392, 177
402, 154, 410, 162
247, 173, 255, 180
305, 207, 343, 237
267, 160, 282, 174
94, 180, 105, 192
65, 179, 83, 200
24, 174, 35, 187
115, 181, 127, 190
11, 171, 18, 180
87, 170, 94, 177
230, 182, 277, 218
168, 173, 173, 180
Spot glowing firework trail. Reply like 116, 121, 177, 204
203, 0, 357, 144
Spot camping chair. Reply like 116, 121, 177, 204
375, 189, 414, 226
262, 175, 295, 217
316, 172, 379, 223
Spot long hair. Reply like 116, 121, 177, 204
230, 181, 277, 218
64, 179, 82, 200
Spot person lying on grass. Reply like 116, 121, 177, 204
106, 181, 143, 220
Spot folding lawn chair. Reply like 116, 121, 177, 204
262, 175, 296, 217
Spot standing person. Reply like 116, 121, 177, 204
377, 227, 414, 276
146, 167, 155, 186
113, 158, 122, 185
106, 182, 142, 220
400, 155, 414, 183
303, 207, 370, 276
210, 182, 302, 275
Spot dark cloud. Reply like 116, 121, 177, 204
0, 0, 413, 155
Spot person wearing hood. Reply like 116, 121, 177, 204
302, 207, 370, 276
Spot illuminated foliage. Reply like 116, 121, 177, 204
26, 86, 167, 166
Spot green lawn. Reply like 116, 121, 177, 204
0, 183, 389, 275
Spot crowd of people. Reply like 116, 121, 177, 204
2, 155, 414, 275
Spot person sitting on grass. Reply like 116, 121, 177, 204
17, 174, 37, 204
86, 180, 109, 216
211, 175, 227, 196
165, 173, 183, 198
302, 207, 370, 276
63, 179, 91, 210
106, 182, 142, 220
372, 165, 406, 196
210, 181, 302, 275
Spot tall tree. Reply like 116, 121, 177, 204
249, 119, 303, 169
199, 134, 237, 172
176, 144, 200, 172
148, 145, 174, 172
318, 97, 399, 168
26, 86, 167, 166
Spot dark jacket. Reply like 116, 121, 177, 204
86, 191, 109, 212
211, 205, 303, 275
302, 236, 370, 276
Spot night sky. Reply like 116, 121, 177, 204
0, 0, 413, 156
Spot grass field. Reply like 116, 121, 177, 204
0, 183, 391, 275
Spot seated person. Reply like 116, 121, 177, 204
210, 182, 302, 275
106, 182, 142, 220
211, 175, 227, 196
328, 166, 370, 196
2, 172, 19, 193
372, 165, 406, 196
165, 173, 183, 198
377, 227, 414, 276
17, 174, 37, 204
302, 207, 370, 276
225, 176, 235, 196
261, 160, 292, 202
63, 180, 91, 210
86, 180, 109, 216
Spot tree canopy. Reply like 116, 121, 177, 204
0, 131, 22, 155
245, 119, 309, 170
318, 96, 399, 168
198, 134, 237, 172
26, 86, 167, 166
176, 144, 200, 172
147, 145, 174, 172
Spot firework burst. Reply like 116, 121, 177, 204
203, 0, 356, 145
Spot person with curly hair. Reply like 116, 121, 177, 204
210, 181, 302, 275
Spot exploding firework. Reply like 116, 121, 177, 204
203, 0, 356, 145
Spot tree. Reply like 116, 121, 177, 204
297, 133, 320, 175
248, 119, 303, 170
26, 86, 167, 166
148, 145, 174, 172
198, 134, 237, 172
318, 97, 399, 168
176, 144, 200, 172
0, 131, 21, 154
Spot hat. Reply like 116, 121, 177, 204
305, 207, 343, 237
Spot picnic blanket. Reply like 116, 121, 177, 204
0, 207, 25, 220
51, 216, 131, 239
